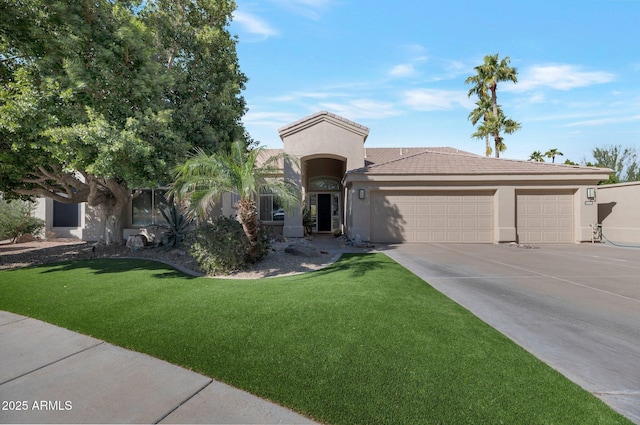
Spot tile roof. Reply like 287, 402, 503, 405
349, 148, 610, 175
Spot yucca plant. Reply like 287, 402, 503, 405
158, 196, 192, 249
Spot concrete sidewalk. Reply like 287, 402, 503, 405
0, 311, 316, 424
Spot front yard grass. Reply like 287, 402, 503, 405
0, 254, 631, 424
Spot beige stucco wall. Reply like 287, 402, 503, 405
598, 182, 640, 244
281, 120, 366, 172
36, 197, 104, 241
280, 115, 368, 237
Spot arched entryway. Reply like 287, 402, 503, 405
305, 158, 345, 233
278, 111, 369, 237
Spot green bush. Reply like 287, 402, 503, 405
0, 197, 45, 243
190, 216, 270, 275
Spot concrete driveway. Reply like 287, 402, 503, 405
382, 243, 640, 424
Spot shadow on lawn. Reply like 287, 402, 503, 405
303, 253, 387, 279
34, 258, 197, 279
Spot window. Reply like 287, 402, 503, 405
309, 176, 340, 191
132, 189, 168, 226
53, 201, 80, 227
259, 192, 283, 221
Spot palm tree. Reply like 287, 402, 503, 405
170, 140, 300, 262
471, 103, 521, 157
545, 148, 563, 163
466, 54, 519, 158
529, 151, 545, 162
468, 96, 493, 157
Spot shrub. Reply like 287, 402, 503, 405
255, 225, 271, 262
190, 216, 272, 275
158, 197, 192, 249
189, 216, 248, 275
0, 197, 45, 243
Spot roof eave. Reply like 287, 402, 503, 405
278, 111, 370, 141
344, 172, 611, 183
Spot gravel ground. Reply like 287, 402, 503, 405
0, 238, 338, 279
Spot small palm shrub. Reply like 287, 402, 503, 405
190, 216, 270, 275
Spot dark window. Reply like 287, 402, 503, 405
53, 201, 80, 227
259, 192, 283, 221
132, 189, 168, 226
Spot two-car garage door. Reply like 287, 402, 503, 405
371, 191, 494, 243
370, 189, 575, 244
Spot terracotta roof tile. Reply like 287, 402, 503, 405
349, 148, 610, 175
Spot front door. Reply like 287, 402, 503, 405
317, 194, 332, 232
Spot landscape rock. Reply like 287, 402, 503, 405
284, 240, 321, 257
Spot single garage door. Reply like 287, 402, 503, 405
516, 190, 574, 243
371, 191, 494, 243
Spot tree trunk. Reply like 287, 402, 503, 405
490, 85, 500, 158
236, 198, 260, 262
102, 199, 128, 245
88, 178, 130, 244
485, 133, 491, 157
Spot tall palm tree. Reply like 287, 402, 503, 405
466, 54, 519, 158
529, 151, 545, 162
468, 96, 493, 157
545, 148, 563, 163
471, 103, 521, 157
170, 140, 300, 262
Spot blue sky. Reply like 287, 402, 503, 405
230, 0, 640, 163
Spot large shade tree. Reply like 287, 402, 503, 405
591, 145, 640, 184
0, 0, 247, 242
171, 141, 300, 262
466, 54, 520, 158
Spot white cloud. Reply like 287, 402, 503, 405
510, 65, 615, 92
389, 64, 416, 78
233, 11, 278, 40
243, 111, 299, 127
269, 0, 333, 20
403, 89, 474, 111
528, 93, 547, 104
270, 91, 348, 102
565, 114, 640, 128
318, 99, 400, 120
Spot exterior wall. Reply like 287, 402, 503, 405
494, 187, 516, 242
345, 184, 371, 240
575, 186, 599, 242
36, 197, 104, 241
598, 182, 640, 244
281, 116, 368, 237
282, 120, 366, 172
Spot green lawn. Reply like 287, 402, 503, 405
0, 254, 631, 425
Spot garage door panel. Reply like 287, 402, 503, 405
371, 191, 494, 243
476, 217, 493, 229
432, 205, 446, 214
447, 217, 461, 227
517, 191, 574, 243
559, 205, 573, 214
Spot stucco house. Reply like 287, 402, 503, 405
37, 111, 611, 244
